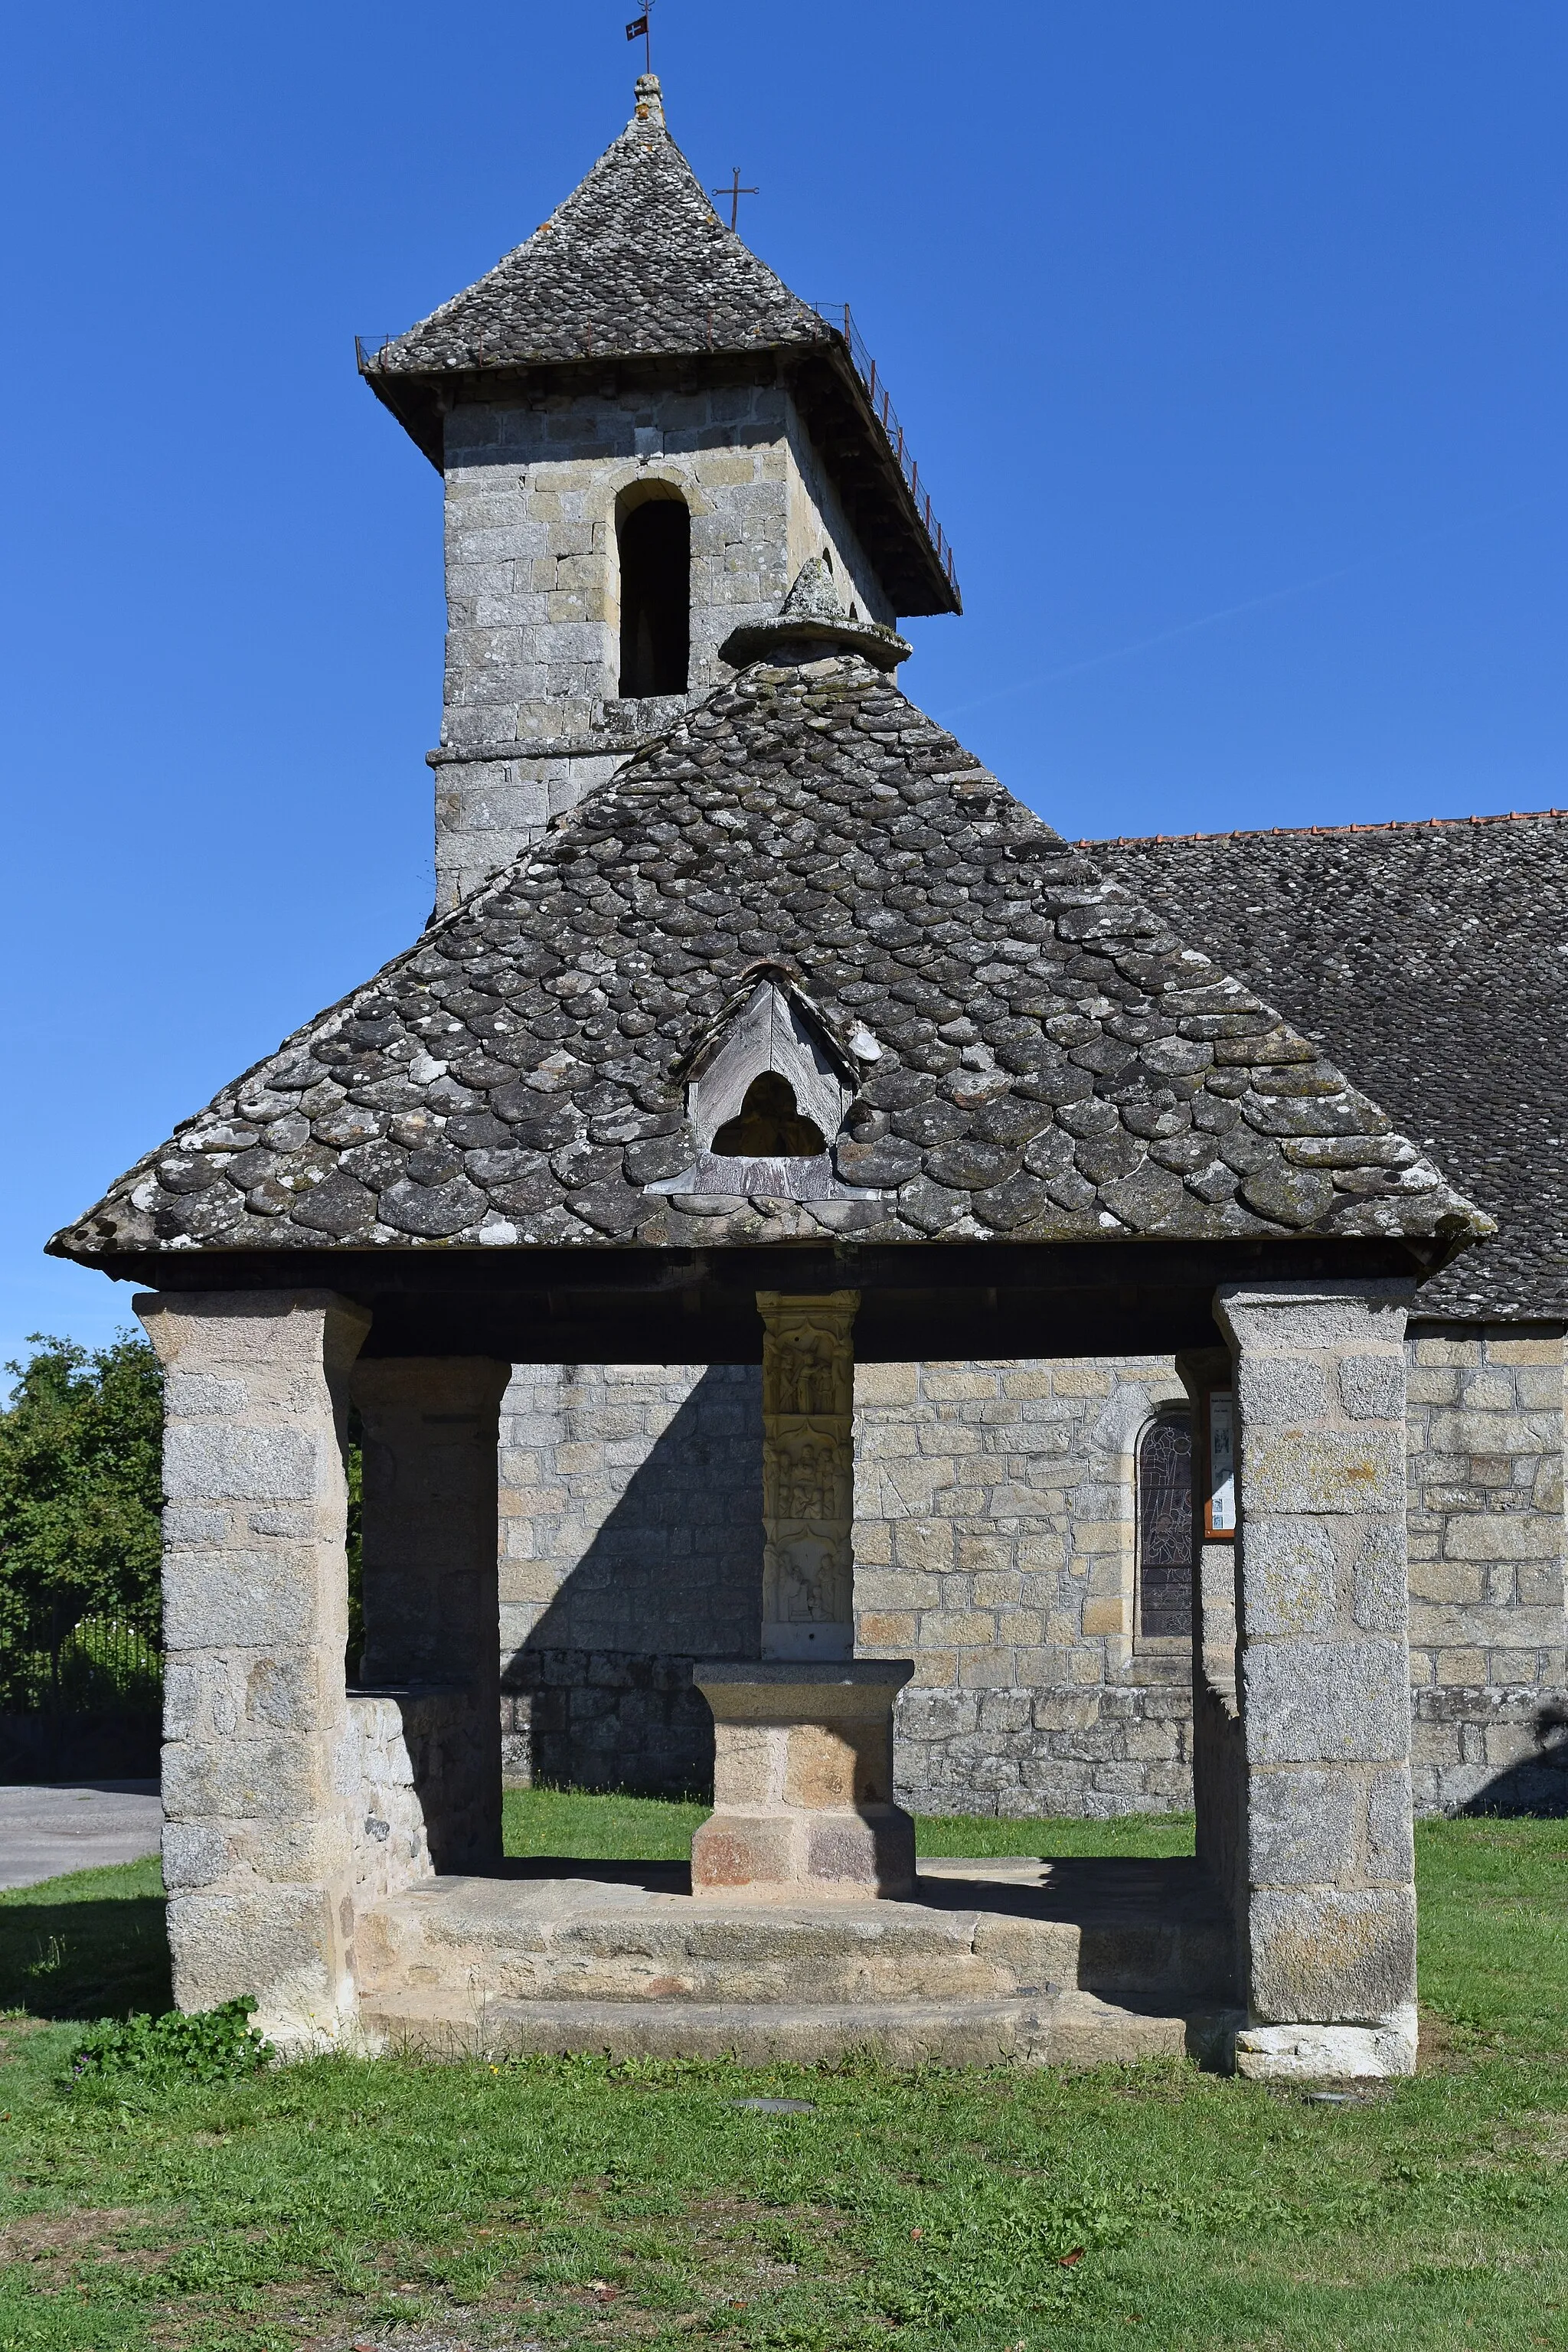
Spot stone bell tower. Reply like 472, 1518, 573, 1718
361, 73, 960, 912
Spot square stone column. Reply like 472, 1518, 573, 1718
758, 1290, 858, 1661
351, 1358, 511, 1873
1176, 1344, 1246, 1939
136, 1289, 370, 2051
691, 1290, 916, 1898
1215, 1279, 1419, 2079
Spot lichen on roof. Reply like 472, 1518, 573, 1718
1095, 816, 1568, 1318
368, 76, 828, 377
54, 614, 1491, 1267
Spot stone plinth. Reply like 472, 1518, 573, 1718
691, 1661, 916, 1900
354, 1853, 1235, 2067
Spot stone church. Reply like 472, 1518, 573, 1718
58, 70, 1568, 2069
357, 74, 1566, 1824
83, 73, 1568, 1835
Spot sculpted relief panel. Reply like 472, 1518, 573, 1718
757, 1291, 858, 1659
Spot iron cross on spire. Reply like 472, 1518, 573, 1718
713, 167, 760, 230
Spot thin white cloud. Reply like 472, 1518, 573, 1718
940, 496, 1541, 723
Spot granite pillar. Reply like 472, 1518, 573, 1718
1177, 1344, 1246, 1953
1215, 1280, 1419, 2079
136, 1289, 370, 2050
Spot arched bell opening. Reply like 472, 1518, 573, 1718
616, 488, 691, 697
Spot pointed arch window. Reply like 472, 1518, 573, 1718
617, 493, 690, 697
1136, 1410, 1194, 1642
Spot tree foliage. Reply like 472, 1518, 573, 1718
0, 1333, 164, 1649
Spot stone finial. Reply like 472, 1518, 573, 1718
777, 554, 847, 624
634, 73, 665, 129
720, 559, 913, 673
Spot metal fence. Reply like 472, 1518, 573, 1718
808, 303, 959, 597
0, 1611, 162, 1717
356, 301, 959, 600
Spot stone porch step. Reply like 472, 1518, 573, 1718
361, 1984, 1236, 2069
355, 1856, 1233, 2012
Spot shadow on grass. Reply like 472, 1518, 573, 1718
0, 1873, 169, 2021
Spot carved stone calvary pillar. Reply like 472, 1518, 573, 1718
757, 1289, 858, 1661
691, 1292, 916, 1900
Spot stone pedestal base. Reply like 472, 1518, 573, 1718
691, 1661, 915, 1900
1231, 2006, 1418, 2080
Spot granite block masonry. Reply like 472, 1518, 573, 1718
352, 1357, 512, 1873
691, 1660, 916, 1900
137, 1290, 371, 2051
435, 387, 895, 910
1216, 1281, 1419, 2079
1406, 1325, 1568, 1812
492, 1327, 1566, 1821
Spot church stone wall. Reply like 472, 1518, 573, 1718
496, 1364, 763, 1795
852, 1358, 1195, 1818
494, 1334, 1567, 1818
433, 381, 896, 909
494, 1354, 1200, 1811
1406, 1325, 1567, 1812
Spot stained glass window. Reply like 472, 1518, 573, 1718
1138, 1413, 1194, 1641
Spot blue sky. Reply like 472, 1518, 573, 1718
4, 2, 1565, 1365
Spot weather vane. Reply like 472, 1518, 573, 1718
626, 2, 655, 74
713, 167, 760, 231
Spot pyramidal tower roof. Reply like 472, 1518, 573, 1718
54, 566, 1491, 1277
373, 77, 825, 377
359, 77, 961, 615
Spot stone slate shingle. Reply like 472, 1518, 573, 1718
54, 652, 1488, 1267
1095, 816, 1568, 1319
361, 80, 960, 618
370, 79, 826, 378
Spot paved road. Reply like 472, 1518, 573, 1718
0, 1782, 162, 1890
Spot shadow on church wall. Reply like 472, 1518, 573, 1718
501, 1366, 763, 1798
1455, 1700, 1568, 1818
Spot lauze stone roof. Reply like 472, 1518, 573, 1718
361, 78, 960, 617
369, 78, 825, 378
1096, 815, 1568, 1319
55, 636, 1488, 1268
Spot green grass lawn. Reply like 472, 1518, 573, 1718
0, 1797, 1564, 2350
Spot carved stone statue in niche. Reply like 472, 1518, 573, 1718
771, 1425, 850, 1524
763, 1324, 854, 1421
769, 1530, 851, 1626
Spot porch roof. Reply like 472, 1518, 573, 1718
54, 629, 1489, 1302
